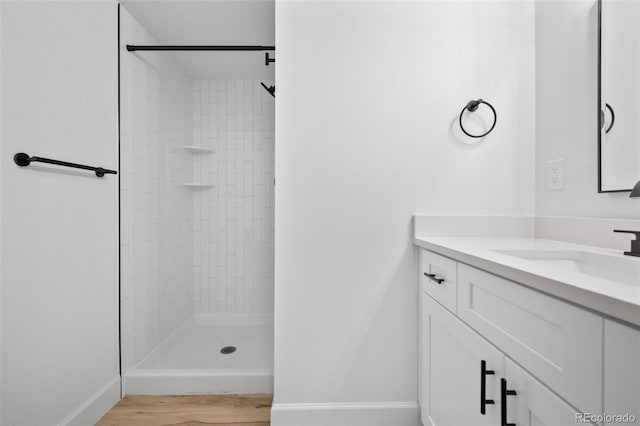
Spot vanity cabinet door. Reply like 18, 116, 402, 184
504, 358, 591, 426
421, 293, 503, 426
604, 319, 640, 425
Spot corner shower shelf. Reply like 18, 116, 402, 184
183, 183, 214, 188
183, 145, 215, 153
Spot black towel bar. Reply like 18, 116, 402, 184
13, 152, 117, 177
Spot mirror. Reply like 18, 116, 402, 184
598, 0, 640, 193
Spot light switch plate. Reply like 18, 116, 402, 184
547, 159, 564, 190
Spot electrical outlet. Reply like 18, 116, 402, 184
547, 159, 564, 190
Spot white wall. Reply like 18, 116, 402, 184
191, 80, 275, 318
0, 1, 3, 422
274, 0, 535, 422
120, 6, 194, 372
535, 0, 640, 218
1, 1, 120, 424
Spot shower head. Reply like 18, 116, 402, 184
260, 82, 275, 98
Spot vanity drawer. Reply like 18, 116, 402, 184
421, 250, 457, 313
457, 263, 603, 415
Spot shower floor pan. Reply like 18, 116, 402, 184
124, 323, 273, 395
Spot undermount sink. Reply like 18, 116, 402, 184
492, 249, 640, 286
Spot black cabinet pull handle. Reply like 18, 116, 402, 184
480, 360, 495, 415
423, 272, 445, 284
501, 378, 517, 426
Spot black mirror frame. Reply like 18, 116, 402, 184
598, 0, 634, 193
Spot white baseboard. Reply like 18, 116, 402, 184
58, 376, 120, 426
195, 313, 273, 326
270, 401, 420, 426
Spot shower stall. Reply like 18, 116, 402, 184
118, 2, 275, 395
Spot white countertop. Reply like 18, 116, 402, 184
414, 237, 640, 327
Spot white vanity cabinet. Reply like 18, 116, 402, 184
419, 248, 639, 426
420, 292, 583, 426
421, 294, 502, 426
457, 264, 603, 415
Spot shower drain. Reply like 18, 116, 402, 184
220, 346, 237, 355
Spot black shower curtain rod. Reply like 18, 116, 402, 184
126, 45, 275, 52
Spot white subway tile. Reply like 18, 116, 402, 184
121, 11, 195, 369
187, 80, 273, 317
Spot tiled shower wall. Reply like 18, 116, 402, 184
191, 80, 274, 316
120, 8, 194, 371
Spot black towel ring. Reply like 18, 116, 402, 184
459, 99, 497, 138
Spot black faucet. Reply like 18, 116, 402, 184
630, 180, 640, 198
614, 230, 640, 257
